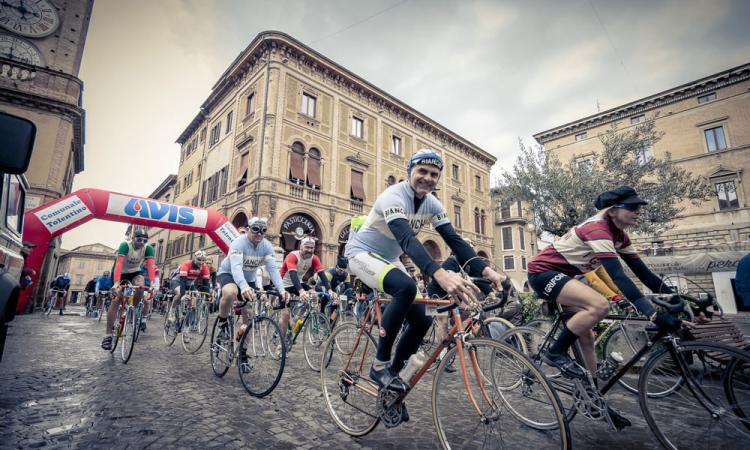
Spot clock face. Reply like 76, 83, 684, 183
0, 0, 60, 38
0, 34, 44, 66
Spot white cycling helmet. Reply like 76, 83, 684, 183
300, 237, 316, 247
193, 250, 207, 261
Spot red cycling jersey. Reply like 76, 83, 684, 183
279, 251, 324, 288
177, 260, 210, 281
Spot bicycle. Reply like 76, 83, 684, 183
180, 290, 212, 353
209, 291, 286, 398
272, 291, 332, 372
43, 289, 65, 315
96, 290, 111, 322
323, 286, 357, 330
320, 289, 570, 449
163, 292, 183, 347
109, 281, 145, 364
498, 294, 750, 449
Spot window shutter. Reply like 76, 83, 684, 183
350, 170, 365, 201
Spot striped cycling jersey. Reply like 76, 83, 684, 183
528, 215, 639, 276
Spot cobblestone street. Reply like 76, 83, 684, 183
0, 306, 673, 449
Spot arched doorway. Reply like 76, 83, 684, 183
231, 211, 248, 229
337, 224, 350, 257
423, 240, 442, 262
279, 212, 321, 256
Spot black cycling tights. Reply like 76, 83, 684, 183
377, 268, 433, 373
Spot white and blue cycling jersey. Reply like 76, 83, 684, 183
345, 181, 450, 262
218, 236, 285, 293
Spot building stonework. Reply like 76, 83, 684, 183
56, 243, 115, 304
165, 31, 496, 271
0, 0, 94, 307
534, 63, 750, 314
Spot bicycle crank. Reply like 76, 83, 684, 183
572, 379, 616, 429
376, 388, 407, 428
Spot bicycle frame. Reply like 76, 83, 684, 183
340, 296, 496, 419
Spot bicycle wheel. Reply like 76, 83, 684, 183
182, 305, 209, 353
303, 312, 332, 371
163, 304, 178, 346
601, 321, 651, 394
496, 326, 578, 424
639, 341, 750, 449
238, 316, 286, 397
432, 338, 570, 449
320, 322, 380, 437
97, 299, 107, 322
44, 295, 55, 315
121, 308, 137, 363
209, 316, 234, 377
110, 308, 123, 354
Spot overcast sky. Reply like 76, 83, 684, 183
62, 0, 750, 250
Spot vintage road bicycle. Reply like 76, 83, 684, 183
109, 281, 145, 364
43, 288, 66, 315
163, 289, 212, 353
269, 290, 332, 372
320, 285, 570, 449
498, 293, 750, 449
209, 290, 286, 398
96, 290, 111, 322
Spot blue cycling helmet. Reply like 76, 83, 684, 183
407, 148, 444, 176
336, 257, 348, 269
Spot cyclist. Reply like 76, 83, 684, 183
83, 277, 97, 316
216, 217, 286, 345
345, 148, 503, 391
101, 227, 155, 350
94, 270, 113, 313
315, 257, 352, 318
279, 237, 331, 337
49, 273, 71, 316
527, 186, 684, 428
168, 250, 211, 330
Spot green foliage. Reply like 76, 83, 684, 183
518, 291, 544, 323
495, 119, 713, 237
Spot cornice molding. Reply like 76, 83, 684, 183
534, 63, 750, 143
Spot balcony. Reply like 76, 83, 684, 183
287, 182, 320, 202
495, 208, 527, 225
350, 200, 364, 213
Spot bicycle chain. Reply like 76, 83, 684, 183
572, 379, 616, 430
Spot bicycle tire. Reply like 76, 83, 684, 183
182, 304, 209, 353
121, 308, 137, 363
639, 341, 750, 449
238, 316, 286, 398
97, 299, 107, 322
209, 315, 233, 377
44, 295, 55, 315
320, 322, 380, 437
432, 337, 570, 449
303, 312, 332, 371
110, 307, 123, 354
163, 304, 178, 346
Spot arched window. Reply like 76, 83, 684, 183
480, 209, 486, 235
307, 148, 321, 190
474, 207, 481, 233
289, 141, 305, 185
386, 175, 396, 187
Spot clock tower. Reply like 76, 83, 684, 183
0, 0, 94, 309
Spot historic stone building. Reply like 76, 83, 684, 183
491, 193, 536, 292
56, 243, 114, 303
166, 31, 496, 270
143, 174, 177, 271
534, 62, 750, 314
0, 0, 94, 306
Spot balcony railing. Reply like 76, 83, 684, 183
288, 182, 321, 202
350, 200, 364, 213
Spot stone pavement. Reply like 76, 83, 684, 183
0, 305, 703, 449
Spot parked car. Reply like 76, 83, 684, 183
0, 111, 36, 362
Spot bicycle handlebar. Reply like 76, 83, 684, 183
647, 294, 695, 321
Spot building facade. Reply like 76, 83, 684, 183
491, 194, 536, 292
166, 31, 497, 271
56, 243, 115, 303
534, 63, 750, 314
144, 174, 177, 271
0, 0, 94, 307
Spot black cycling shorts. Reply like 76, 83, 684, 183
217, 273, 239, 290
528, 270, 573, 304
120, 271, 143, 284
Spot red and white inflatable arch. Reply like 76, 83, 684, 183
18, 188, 239, 313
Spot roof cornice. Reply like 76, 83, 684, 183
148, 174, 177, 199
177, 31, 496, 166
533, 62, 750, 144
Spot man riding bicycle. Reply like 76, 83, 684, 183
101, 227, 155, 350
49, 273, 71, 316
215, 217, 286, 347
527, 186, 684, 428
168, 250, 211, 330
345, 148, 503, 392
94, 270, 114, 312
315, 257, 352, 318
279, 237, 331, 336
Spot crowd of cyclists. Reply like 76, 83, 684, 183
40, 148, 748, 449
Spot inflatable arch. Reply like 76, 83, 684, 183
17, 188, 240, 313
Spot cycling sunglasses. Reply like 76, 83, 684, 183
250, 225, 267, 234
613, 203, 644, 212
134, 237, 148, 243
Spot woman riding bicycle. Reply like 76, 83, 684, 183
527, 186, 682, 380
